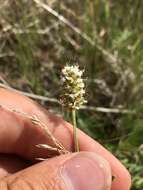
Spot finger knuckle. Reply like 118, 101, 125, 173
0, 177, 33, 190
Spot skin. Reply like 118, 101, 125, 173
0, 88, 131, 190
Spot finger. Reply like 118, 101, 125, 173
0, 87, 70, 155
0, 152, 111, 190
0, 154, 29, 179
0, 96, 68, 159
53, 123, 131, 190
0, 88, 131, 190
69, 128, 131, 190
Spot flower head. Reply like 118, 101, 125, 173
60, 65, 87, 109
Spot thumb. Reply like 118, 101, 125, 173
0, 152, 111, 190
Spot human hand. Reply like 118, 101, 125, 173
0, 88, 131, 190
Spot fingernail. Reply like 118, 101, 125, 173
60, 152, 111, 190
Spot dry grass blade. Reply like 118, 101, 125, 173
35, 158, 47, 161
36, 144, 59, 152
0, 83, 136, 114
81, 106, 136, 114
33, 0, 94, 45
0, 83, 60, 104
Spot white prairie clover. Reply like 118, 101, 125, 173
60, 65, 87, 152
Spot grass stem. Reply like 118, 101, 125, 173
72, 109, 79, 152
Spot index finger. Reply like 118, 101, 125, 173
0, 88, 131, 190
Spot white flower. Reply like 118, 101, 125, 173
60, 65, 87, 109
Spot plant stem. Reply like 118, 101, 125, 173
72, 109, 79, 152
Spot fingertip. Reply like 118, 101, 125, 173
60, 152, 111, 190
111, 164, 131, 190
2, 152, 111, 190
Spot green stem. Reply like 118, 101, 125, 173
72, 109, 79, 152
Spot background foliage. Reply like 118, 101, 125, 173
0, 1, 143, 189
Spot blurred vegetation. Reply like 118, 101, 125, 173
0, 0, 143, 189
